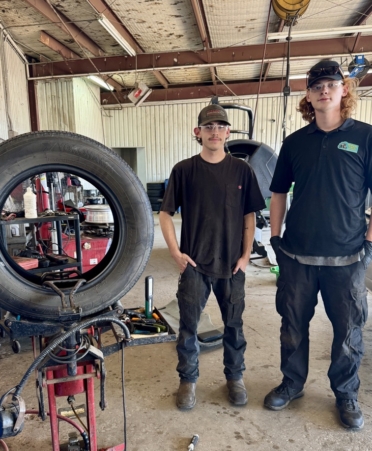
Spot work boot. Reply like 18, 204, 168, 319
226, 379, 248, 406
336, 399, 364, 430
176, 380, 196, 410
264, 382, 304, 411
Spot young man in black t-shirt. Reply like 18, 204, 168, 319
159, 104, 265, 410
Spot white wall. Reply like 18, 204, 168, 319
33, 78, 372, 185
37, 79, 75, 132
102, 95, 305, 183
73, 78, 105, 143
37, 78, 104, 143
0, 37, 30, 140
103, 91, 372, 183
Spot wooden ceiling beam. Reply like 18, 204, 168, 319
100, 75, 123, 92
264, 19, 285, 81
153, 71, 169, 89
24, 0, 104, 57
39, 31, 123, 91
29, 36, 372, 79
190, 0, 217, 85
101, 78, 308, 104
39, 31, 80, 60
352, 4, 372, 53
190, 0, 210, 49
100, 74, 372, 104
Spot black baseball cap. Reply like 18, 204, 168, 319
307, 60, 344, 88
198, 104, 231, 126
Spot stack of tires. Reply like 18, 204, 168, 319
147, 182, 165, 212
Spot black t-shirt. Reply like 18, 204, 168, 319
161, 153, 266, 278
270, 119, 372, 256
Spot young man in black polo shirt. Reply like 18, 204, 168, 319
159, 104, 265, 410
264, 60, 372, 429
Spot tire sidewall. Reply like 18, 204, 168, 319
0, 131, 154, 320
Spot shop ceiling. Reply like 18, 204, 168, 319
2, 0, 372, 105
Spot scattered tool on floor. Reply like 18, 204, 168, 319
187, 434, 199, 451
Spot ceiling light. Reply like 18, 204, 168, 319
88, 75, 114, 91
268, 25, 372, 41
97, 15, 136, 56
288, 74, 306, 80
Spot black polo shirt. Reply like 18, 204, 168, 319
270, 119, 372, 257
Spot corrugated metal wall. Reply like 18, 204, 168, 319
103, 92, 372, 183
0, 39, 30, 140
356, 92, 372, 123
0, 41, 8, 140
73, 79, 104, 143
37, 78, 104, 143
103, 102, 207, 182
102, 95, 306, 182
37, 79, 76, 132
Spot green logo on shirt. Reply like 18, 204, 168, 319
337, 141, 359, 153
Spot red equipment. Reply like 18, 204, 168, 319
46, 362, 99, 450
37, 317, 126, 450
63, 235, 111, 272
35, 174, 51, 241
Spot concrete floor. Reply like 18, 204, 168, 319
1, 214, 372, 451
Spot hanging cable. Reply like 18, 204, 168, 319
281, 14, 298, 142
4, 315, 130, 399
252, 2, 272, 137
121, 341, 127, 449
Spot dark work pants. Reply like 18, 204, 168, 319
276, 250, 368, 400
176, 265, 247, 382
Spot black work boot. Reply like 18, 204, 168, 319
264, 382, 304, 411
226, 379, 248, 406
176, 380, 196, 410
336, 399, 364, 430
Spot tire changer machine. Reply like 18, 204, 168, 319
0, 129, 167, 450
0, 272, 175, 451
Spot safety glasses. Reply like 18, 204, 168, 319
199, 124, 228, 132
309, 81, 344, 92
307, 65, 345, 87
308, 65, 344, 78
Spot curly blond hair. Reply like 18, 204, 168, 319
297, 77, 359, 123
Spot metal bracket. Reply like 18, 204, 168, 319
42, 278, 86, 320
12, 395, 26, 433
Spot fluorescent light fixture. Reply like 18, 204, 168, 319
97, 15, 136, 56
268, 25, 372, 41
288, 74, 306, 80
88, 75, 114, 91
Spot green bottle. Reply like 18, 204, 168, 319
145, 275, 153, 319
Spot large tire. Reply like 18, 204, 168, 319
226, 139, 278, 199
0, 131, 154, 321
